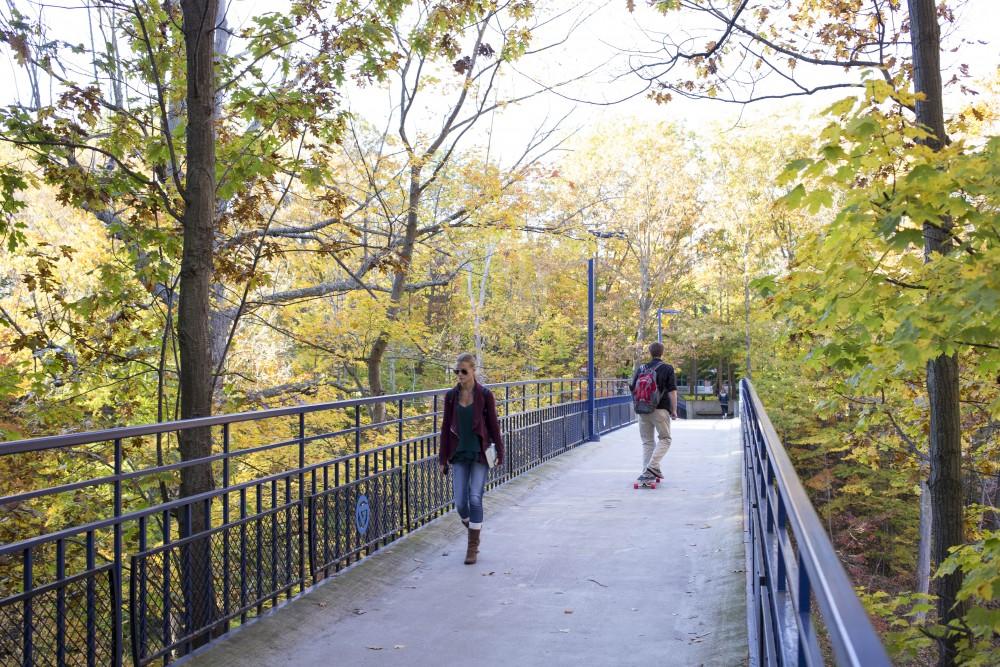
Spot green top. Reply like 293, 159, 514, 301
451, 401, 481, 464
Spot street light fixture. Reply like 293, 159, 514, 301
657, 308, 681, 343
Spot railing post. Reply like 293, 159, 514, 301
56, 538, 65, 663
113, 438, 123, 665
298, 412, 306, 591
587, 258, 600, 442
222, 423, 231, 631
538, 408, 544, 462
354, 406, 361, 480
22, 547, 32, 664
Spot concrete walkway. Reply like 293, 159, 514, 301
188, 420, 747, 667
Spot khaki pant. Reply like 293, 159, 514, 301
638, 409, 672, 472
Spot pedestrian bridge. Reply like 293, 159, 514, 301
0, 380, 890, 666
189, 420, 746, 667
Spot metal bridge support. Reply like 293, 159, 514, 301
587, 258, 600, 442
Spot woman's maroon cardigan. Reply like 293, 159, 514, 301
439, 383, 505, 468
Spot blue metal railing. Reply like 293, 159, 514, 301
741, 378, 891, 666
0, 378, 634, 666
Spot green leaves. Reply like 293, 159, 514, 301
781, 183, 806, 207
935, 533, 1000, 665
0, 163, 29, 251
858, 589, 935, 660
773, 75, 1000, 404
824, 96, 857, 117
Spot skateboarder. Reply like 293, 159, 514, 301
439, 353, 504, 564
629, 342, 679, 485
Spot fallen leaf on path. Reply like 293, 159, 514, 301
366, 646, 383, 651
564, 609, 573, 614
558, 629, 570, 633
586, 578, 608, 588
353, 609, 366, 615
394, 645, 405, 650
481, 571, 495, 576
313, 601, 328, 608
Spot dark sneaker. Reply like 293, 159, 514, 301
646, 466, 663, 479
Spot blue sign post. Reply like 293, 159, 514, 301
355, 494, 371, 536
587, 258, 600, 442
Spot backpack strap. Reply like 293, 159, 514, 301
644, 359, 663, 373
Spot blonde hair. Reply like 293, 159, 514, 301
455, 352, 476, 368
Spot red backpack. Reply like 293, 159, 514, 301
632, 362, 662, 414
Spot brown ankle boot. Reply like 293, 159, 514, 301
464, 528, 481, 565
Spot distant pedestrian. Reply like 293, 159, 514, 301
629, 342, 679, 484
719, 385, 730, 419
439, 353, 504, 565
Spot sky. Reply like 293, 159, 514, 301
467, 0, 1000, 155
2, 0, 998, 163
331, 0, 1000, 167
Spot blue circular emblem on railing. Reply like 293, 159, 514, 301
355, 494, 371, 536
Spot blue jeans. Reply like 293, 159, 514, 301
451, 461, 488, 526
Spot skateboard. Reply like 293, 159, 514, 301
633, 479, 658, 489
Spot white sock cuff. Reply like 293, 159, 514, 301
469, 522, 483, 530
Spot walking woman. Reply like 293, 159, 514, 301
439, 353, 505, 564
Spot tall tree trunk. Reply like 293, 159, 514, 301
917, 477, 933, 597
717, 352, 723, 394
690, 355, 698, 396
178, 0, 219, 647
208, 0, 230, 408
367, 166, 422, 417
907, 2, 963, 664
209, 283, 232, 406
636, 257, 651, 348
743, 269, 752, 379
467, 243, 495, 374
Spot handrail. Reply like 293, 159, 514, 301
0, 377, 590, 455
741, 378, 891, 667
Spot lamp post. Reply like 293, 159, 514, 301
585, 229, 626, 443
587, 257, 598, 442
656, 308, 681, 343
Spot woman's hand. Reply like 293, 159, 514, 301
440, 463, 449, 475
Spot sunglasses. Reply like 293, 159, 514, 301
452, 368, 471, 376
